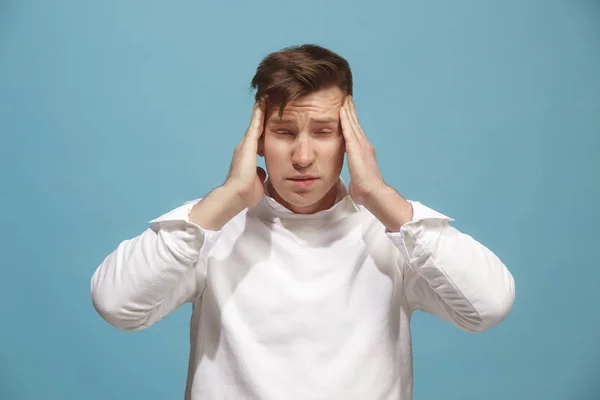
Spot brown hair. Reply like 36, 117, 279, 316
250, 44, 353, 117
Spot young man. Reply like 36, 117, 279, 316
91, 44, 515, 399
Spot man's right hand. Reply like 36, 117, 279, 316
223, 100, 267, 209
188, 100, 267, 231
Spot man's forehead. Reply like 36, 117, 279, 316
266, 88, 345, 121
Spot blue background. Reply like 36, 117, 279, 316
1, 0, 599, 399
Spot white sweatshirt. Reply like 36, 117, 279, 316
91, 179, 515, 400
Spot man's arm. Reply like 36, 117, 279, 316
91, 187, 244, 331
91, 100, 268, 331
339, 96, 514, 332
370, 191, 515, 332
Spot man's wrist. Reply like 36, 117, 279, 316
189, 185, 247, 230
363, 185, 413, 232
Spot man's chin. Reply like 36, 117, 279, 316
272, 191, 317, 211
282, 192, 319, 206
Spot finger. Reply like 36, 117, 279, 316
246, 99, 265, 141
341, 97, 360, 143
347, 97, 360, 128
347, 96, 367, 141
340, 98, 357, 144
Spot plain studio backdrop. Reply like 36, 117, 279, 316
1, 0, 599, 399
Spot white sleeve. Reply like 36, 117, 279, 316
90, 198, 222, 331
387, 201, 515, 333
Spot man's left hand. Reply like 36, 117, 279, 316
340, 96, 413, 230
340, 96, 388, 205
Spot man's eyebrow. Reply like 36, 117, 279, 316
269, 117, 339, 125
311, 118, 339, 124
270, 119, 296, 125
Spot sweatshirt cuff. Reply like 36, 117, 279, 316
148, 198, 222, 260
386, 200, 454, 261
148, 198, 202, 225
408, 200, 454, 223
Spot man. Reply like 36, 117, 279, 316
91, 44, 515, 399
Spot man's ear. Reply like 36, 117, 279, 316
257, 133, 265, 157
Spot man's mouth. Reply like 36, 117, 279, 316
288, 176, 319, 186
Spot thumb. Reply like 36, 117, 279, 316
256, 166, 267, 183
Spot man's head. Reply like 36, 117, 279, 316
250, 44, 353, 214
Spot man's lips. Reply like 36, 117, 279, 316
288, 176, 318, 180
287, 176, 319, 186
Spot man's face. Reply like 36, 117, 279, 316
261, 86, 346, 214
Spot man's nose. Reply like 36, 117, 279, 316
291, 139, 315, 168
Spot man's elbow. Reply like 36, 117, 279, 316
469, 277, 516, 333
90, 285, 149, 332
